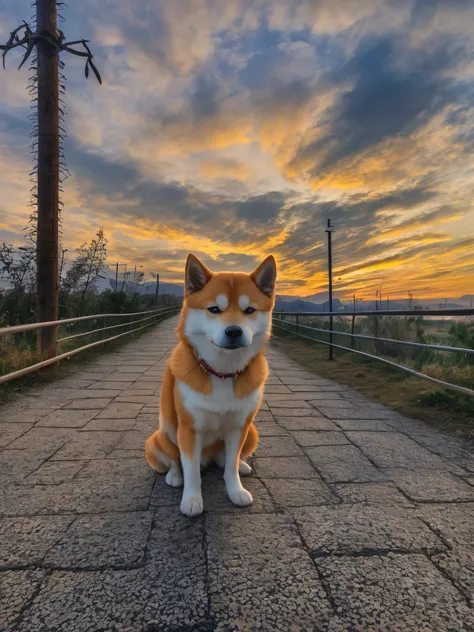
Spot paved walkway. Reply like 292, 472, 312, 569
0, 316, 473, 631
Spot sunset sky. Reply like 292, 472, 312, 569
1, 0, 474, 299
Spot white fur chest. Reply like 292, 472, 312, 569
177, 377, 261, 440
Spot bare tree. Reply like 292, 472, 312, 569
0, 243, 36, 294
63, 229, 108, 301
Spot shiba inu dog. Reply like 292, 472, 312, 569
145, 253, 276, 516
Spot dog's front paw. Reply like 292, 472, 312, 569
227, 486, 253, 507
180, 494, 204, 517
165, 469, 184, 487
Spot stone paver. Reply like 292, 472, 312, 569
0, 315, 473, 631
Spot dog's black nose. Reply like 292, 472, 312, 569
225, 325, 243, 338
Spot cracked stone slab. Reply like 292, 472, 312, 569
416, 504, 474, 602
77, 456, 152, 482
305, 445, 387, 483
316, 554, 474, 631
264, 477, 338, 508
263, 384, 292, 393
4, 427, 71, 454
0, 569, 45, 631
0, 422, 33, 447
254, 410, 274, 421
201, 470, 276, 513
206, 513, 336, 631
90, 380, 133, 389
112, 430, 150, 450
0, 516, 73, 569
148, 474, 184, 508
316, 407, 396, 420
347, 431, 450, 470
50, 431, 122, 460
386, 468, 474, 502
331, 418, 392, 432
0, 476, 153, 517
254, 456, 319, 479
95, 402, 144, 419
144, 508, 209, 631
42, 512, 153, 570
255, 421, 289, 436
62, 398, 112, 410
255, 435, 303, 457
433, 547, 474, 606
332, 483, 415, 507
0, 410, 46, 424
292, 431, 350, 446
275, 416, 338, 431
35, 409, 98, 428
292, 505, 446, 555
23, 460, 87, 485
0, 450, 48, 485
18, 569, 150, 631
80, 416, 138, 431
268, 404, 318, 413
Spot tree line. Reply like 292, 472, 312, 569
0, 229, 179, 327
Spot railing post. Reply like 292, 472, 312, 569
351, 315, 355, 349
296, 314, 299, 337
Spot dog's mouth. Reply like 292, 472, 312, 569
211, 340, 247, 351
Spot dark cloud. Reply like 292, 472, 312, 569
289, 36, 466, 176
66, 142, 290, 244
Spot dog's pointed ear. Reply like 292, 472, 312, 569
251, 255, 277, 297
185, 254, 212, 295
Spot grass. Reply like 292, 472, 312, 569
272, 328, 474, 441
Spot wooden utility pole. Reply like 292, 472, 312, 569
36, 0, 59, 358
1, 0, 101, 358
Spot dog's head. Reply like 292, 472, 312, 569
180, 253, 277, 370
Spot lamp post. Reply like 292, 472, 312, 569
326, 219, 335, 361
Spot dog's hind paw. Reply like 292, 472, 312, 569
239, 460, 252, 476
165, 469, 183, 487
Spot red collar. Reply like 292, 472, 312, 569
199, 359, 243, 381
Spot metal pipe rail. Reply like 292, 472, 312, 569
272, 310, 474, 398
0, 306, 176, 337
279, 319, 474, 356
274, 308, 474, 317
0, 305, 181, 385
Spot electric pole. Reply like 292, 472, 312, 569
155, 273, 160, 305
326, 219, 334, 360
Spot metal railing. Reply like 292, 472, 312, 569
0, 305, 181, 385
272, 308, 474, 397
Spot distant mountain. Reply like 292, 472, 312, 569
107, 278, 184, 297
275, 297, 343, 313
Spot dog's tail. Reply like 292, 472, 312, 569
145, 429, 180, 473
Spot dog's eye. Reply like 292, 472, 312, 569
244, 307, 256, 314
208, 306, 221, 314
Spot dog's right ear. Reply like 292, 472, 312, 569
185, 254, 212, 295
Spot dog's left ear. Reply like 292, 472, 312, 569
251, 255, 277, 297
